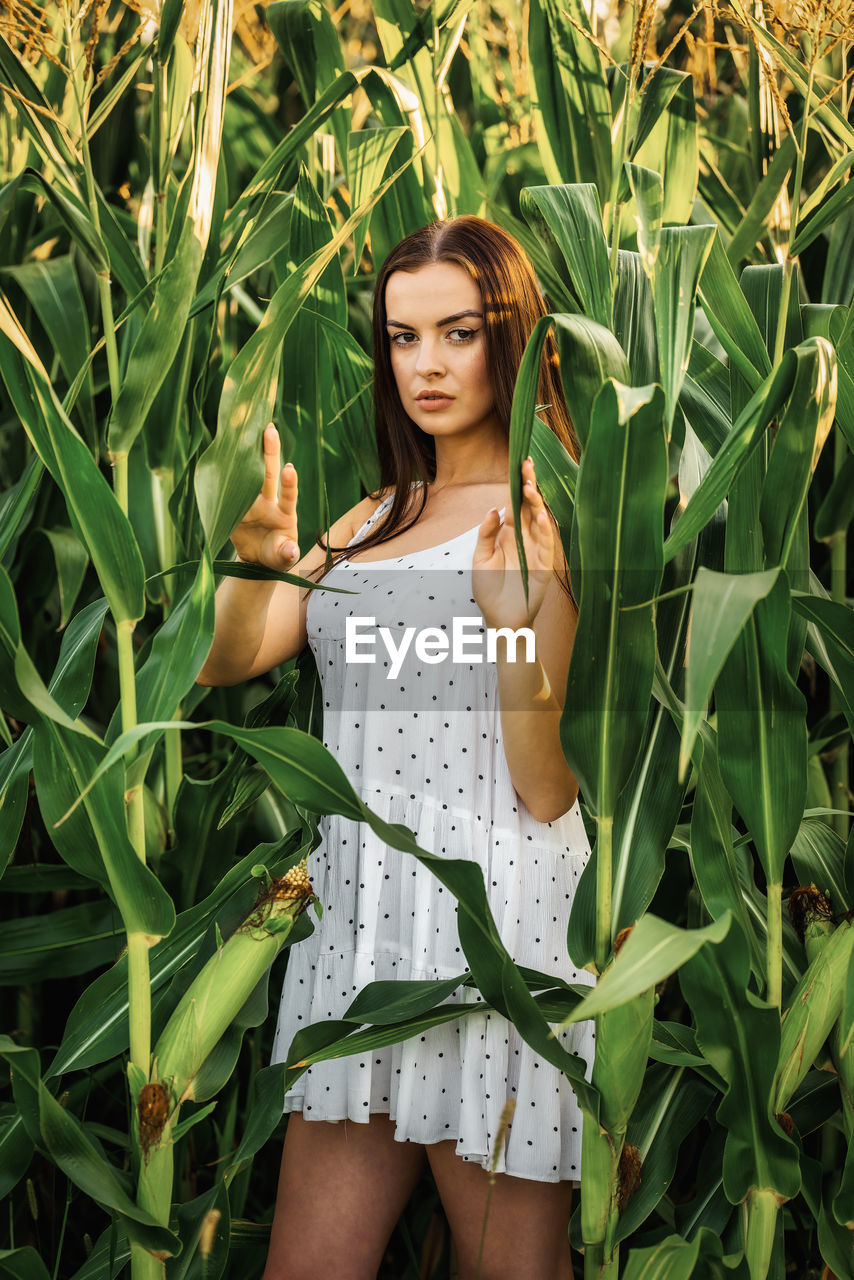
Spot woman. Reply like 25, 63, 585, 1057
197, 216, 596, 1280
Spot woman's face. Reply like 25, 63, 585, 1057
384, 261, 501, 442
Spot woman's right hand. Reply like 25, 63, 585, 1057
230, 424, 301, 570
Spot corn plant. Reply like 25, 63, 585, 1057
0, 2, 852, 1279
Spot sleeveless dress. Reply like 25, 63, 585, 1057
270, 484, 596, 1183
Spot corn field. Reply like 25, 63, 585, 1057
0, 0, 852, 1276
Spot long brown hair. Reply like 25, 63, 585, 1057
312, 215, 579, 605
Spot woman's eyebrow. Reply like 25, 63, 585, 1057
385, 309, 484, 328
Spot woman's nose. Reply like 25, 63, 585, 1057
414, 336, 445, 376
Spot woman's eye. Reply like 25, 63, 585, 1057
390, 332, 415, 346
448, 328, 475, 342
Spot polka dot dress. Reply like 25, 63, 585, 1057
270, 485, 596, 1184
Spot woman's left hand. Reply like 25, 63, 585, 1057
472, 457, 554, 631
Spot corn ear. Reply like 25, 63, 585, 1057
153, 863, 314, 1103
744, 1186, 782, 1280
581, 1114, 618, 1252
594, 988, 655, 1136
773, 919, 853, 1111
581, 936, 655, 1271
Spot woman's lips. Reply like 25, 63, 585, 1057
415, 395, 454, 411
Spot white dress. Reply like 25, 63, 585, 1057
270, 484, 596, 1183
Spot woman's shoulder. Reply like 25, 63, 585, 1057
337, 485, 397, 544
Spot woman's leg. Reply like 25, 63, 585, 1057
261, 1111, 428, 1280
426, 1140, 574, 1280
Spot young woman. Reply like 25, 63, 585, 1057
197, 216, 596, 1280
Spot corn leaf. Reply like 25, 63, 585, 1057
689, 724, 765, 981
560, 380, 667, 818
195, 142, 425, 553
0, 302, 144, 625
680, 567, 780, 777
678, 925, 801, 1204
559, 913, 731, 1026
0, 1038, 179, 1256
347, 127, 408, 268
32, 722, 174, 941
520, 185, 611, 328
698, 231, 771, 391
715, 572, 807, 891
622, 1226, 748, 1280
526, 0, 611, 198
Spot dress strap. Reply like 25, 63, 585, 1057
346, 491, 395, 549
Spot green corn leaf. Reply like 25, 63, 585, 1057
32, 722, 174, 941
1, 597, 108, 871
0, 256, 96, 448
0, 301, 144, 625
38, 527, 89, 631
689, 724, 765, 980
0, 1116, 34, 1202
560, 381, 667, 818
715, 573, 807, 891
0, 900, 124, 985
758, 338, 836, 567
621, 1226, 748, 1280
0, 452, 43, 563
526, 0, 612, 198
0, 567, 98, 738
613, 249, 658, 384
698, 231, 771, 391
344, 973, 470, 1024
347, 127, 408, 269
664, 340, 831, 564
520, 185, 611, 327
0, 36, 79, 177
680, 567, 780, 778
195, 140, 426, 554
791, 592, 854, 735
108, 0, 233, 459
558, 913, 732, 1027
680, 341, 731, 456
625, 164, 662, 277
815, 452, 854, 542
650, 225, 716, 439
616, 1063, 717, 1244
284, 1004, 488, 1081
0, 733, 30, 874
135, 551, 215, 729
678, 924, 801, 1206
726, 132, 797, 268
86, 50, 148, 140
0, 1247, 52, 1280
221, 70, 358, 243
636, 75, 699, 226
631, 68, 691, 161
0, 1037, 180, 1257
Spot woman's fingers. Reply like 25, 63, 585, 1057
261, 424, 281, 502
278, 458, 298, 520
